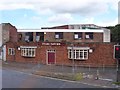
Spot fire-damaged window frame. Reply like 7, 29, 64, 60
25, 32, 33, 42
36, 32, 44, 42
74, 32, 82, 40
67, 47, 89, 60
55, 32, 63, 39
20, 46, 37, 57
85, 32, 93, 39
8, 48, 15, 55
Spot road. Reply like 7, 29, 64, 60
2, 68, 101, 88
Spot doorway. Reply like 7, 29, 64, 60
47, 50, 56, 65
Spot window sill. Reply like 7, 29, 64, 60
74, 38, 82, 40
69, 58, 88, 60
22, 56, 35, 58
85, 38, 93, 40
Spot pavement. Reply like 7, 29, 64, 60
1, 60, 120, 88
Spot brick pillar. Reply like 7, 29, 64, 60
82, 32, 85, 42
33, 32, 36, 42
44, 32, 47, 42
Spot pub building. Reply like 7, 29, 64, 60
4, 24, 116, 66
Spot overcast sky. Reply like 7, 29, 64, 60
0, 0, 119, 28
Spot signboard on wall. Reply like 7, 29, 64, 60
41, 42, 64, 46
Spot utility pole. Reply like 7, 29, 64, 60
116, 59, 120, 82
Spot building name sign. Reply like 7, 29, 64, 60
42, 42, 62, 46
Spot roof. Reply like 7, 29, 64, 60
17, 29, 104, 33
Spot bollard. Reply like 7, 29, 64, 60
95, 70, 99, 80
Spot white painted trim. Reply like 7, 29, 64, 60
17, 29, 104, 33
20, 46, 37, 48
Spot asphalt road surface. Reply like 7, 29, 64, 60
2, 68, 101, 88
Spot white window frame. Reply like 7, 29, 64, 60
74, 34, 79, 39
68, 48, 89, 60
20, 46, 37, 57
85, 35, 90, 39
55, 34, 59, 39
36, 36, 40, 42
74, 33, 82, 39
8, 48, 15, 55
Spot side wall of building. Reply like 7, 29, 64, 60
2, 23, 18, 43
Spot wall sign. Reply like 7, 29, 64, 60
42, 42, 62, 46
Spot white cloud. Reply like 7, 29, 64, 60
0, 0, 118, 27
0, 0, 119, 16
48, 14, 73, 23
0, 3, 34, 10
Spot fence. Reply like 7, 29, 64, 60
33, 62, 117, 82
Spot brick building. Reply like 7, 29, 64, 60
18, 24, 110, 43
0, 23, 18, 61
5, 24, 116, 66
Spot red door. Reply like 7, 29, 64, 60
48, 51, 55, 64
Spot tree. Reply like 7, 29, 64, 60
111, 24, 120, 42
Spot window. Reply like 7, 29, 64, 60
36, 36, 40, 42
74, 32, 82, 39
68, 49, 88, 60
8, 48, 15, 55
55, 32, 63, 39
21, 47, 36, 57
36, 32, 44, 42
25, 32, 33, 42
85, 32, 93, 39
25, 36, 29, 42
18, 34, 22, 41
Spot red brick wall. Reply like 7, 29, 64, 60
9, 25, 18, 42
6, 42, 116, 67
44, 32, 103, 43
6, 42, 16, 62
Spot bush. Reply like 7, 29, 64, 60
113, 82, 120, 85
74, 73, 83, 81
